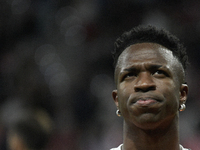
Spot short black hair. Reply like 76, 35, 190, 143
112, 25, 188, 70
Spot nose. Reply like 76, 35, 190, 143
134, 72, 156, 92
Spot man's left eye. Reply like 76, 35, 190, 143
155, 70, 164, 74
153, 70, 168, 77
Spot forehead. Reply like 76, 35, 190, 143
117, 43, 177, 68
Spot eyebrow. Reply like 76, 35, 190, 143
120, 64, 168, 73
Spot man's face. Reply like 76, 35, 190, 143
112, 43, 188, 130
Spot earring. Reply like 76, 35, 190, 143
179, 104, 186, 111
116, 109, 121, 117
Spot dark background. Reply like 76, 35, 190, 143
0, 0, 200, 150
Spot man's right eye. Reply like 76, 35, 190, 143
123, 72, 136, 80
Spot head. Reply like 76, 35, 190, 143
112, 25, 189, 129
112, 25, 188, 84
7, 110, 53, 150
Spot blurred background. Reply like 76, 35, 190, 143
0, 0, 200, 150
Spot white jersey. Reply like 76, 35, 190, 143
110, 144, 191, 150
110, 144, 122, 150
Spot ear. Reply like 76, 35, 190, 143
180, 84, 188, 105
112, 89, 119, 108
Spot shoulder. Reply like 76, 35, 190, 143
110, 144, 122, 150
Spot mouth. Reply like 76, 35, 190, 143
136, 99, 158, 106
130, 96, 162, 106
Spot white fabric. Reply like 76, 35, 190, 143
110, 144, 191, 150
110, 144, 122, 150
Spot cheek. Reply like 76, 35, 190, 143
117, 83, 132, 109
118, 83, 130, 97
159, 81, 180, 109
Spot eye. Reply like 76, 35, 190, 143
122, 72, 137, 81
126, 72, 135, 77
155, 70, 164, 74
153, 70, 168, 77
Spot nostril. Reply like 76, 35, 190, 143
148, 86, 156, 91
134, 84, 156, 92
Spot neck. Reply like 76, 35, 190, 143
122, 116, 180, 150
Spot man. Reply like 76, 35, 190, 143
7, 109, 53, 150
111, 25, 191, 150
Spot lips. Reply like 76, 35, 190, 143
136, 99, 158, 106
129, 95, 163, 106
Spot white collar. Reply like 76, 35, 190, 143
110, 144, 191, 150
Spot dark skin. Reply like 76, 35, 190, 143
112, 43, 188, 150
